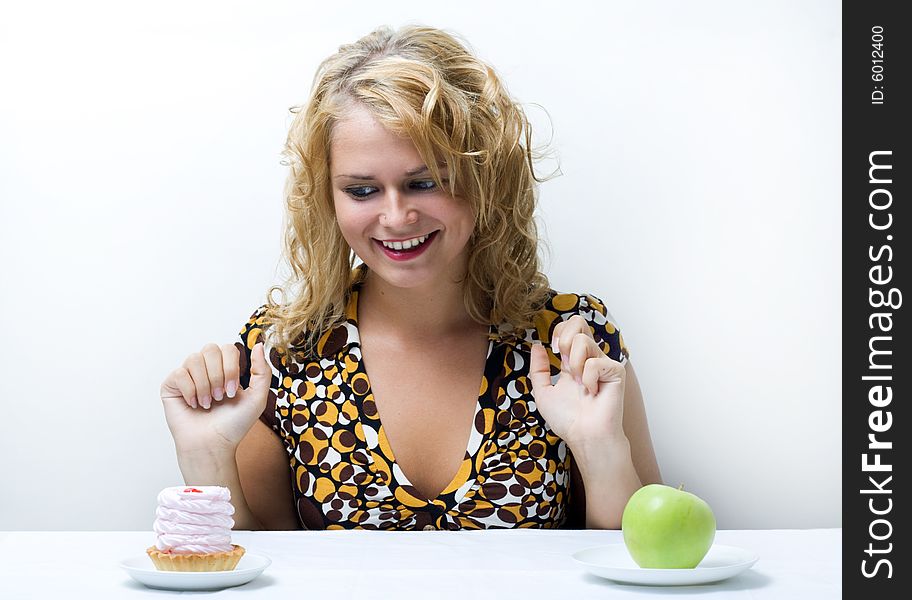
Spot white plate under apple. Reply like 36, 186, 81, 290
572, 543, 758, 586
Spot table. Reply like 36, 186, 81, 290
0, 529, 840, 598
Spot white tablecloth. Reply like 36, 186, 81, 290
0, 528, 840, 599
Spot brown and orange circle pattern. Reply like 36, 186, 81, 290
240, 274, 629, 530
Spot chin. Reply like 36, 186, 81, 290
359, 253, 457, 290
368, 265, 436, 289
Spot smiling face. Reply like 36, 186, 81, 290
329, 104, 475, 290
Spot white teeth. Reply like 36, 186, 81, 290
380, 233, 430, 250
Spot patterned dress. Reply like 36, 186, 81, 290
238, 267, 629, 530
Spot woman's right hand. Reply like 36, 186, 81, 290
160, 342, 271, 458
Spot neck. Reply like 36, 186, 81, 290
357, 267, 483, 340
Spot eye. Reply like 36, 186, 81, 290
345, 185, 377, 199
410, 178, 448, 191
410, 179, 436, 191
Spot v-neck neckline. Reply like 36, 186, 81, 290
347, 284, 498, 506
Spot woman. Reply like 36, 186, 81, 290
160, 24, 661, 531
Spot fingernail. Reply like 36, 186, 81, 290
553, 336, 560, 354
226, 381, 237, 398
213, 387, 224, 401
201, 395, 211, 409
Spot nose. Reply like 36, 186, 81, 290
380, 190, 418, 229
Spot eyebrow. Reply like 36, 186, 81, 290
333, 164, 446, 180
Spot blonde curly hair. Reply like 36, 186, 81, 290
266, 24, 554, 357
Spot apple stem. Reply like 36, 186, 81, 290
678, 483, 684, 491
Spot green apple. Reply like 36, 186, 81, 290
621, 484, 716, 569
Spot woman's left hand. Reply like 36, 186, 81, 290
528, 315, 628, 448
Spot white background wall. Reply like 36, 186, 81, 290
0, 0, 841, 530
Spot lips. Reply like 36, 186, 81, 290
373, 230, 438, 261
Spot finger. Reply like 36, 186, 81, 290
201, 343, 226, 402
567, 332, 602, 384
528, 342, 553, 392
561, 315, 594, 342
552, 322, 570, 372
183, 352, 213, 409
161, 367, 199, 409
247, 343, 271, 396
581, 355, 626, 396
221, 343, 240, 398
553, 315, 592, 363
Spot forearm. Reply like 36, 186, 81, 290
571, 436, 643, 529
176, 448, 265, 531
